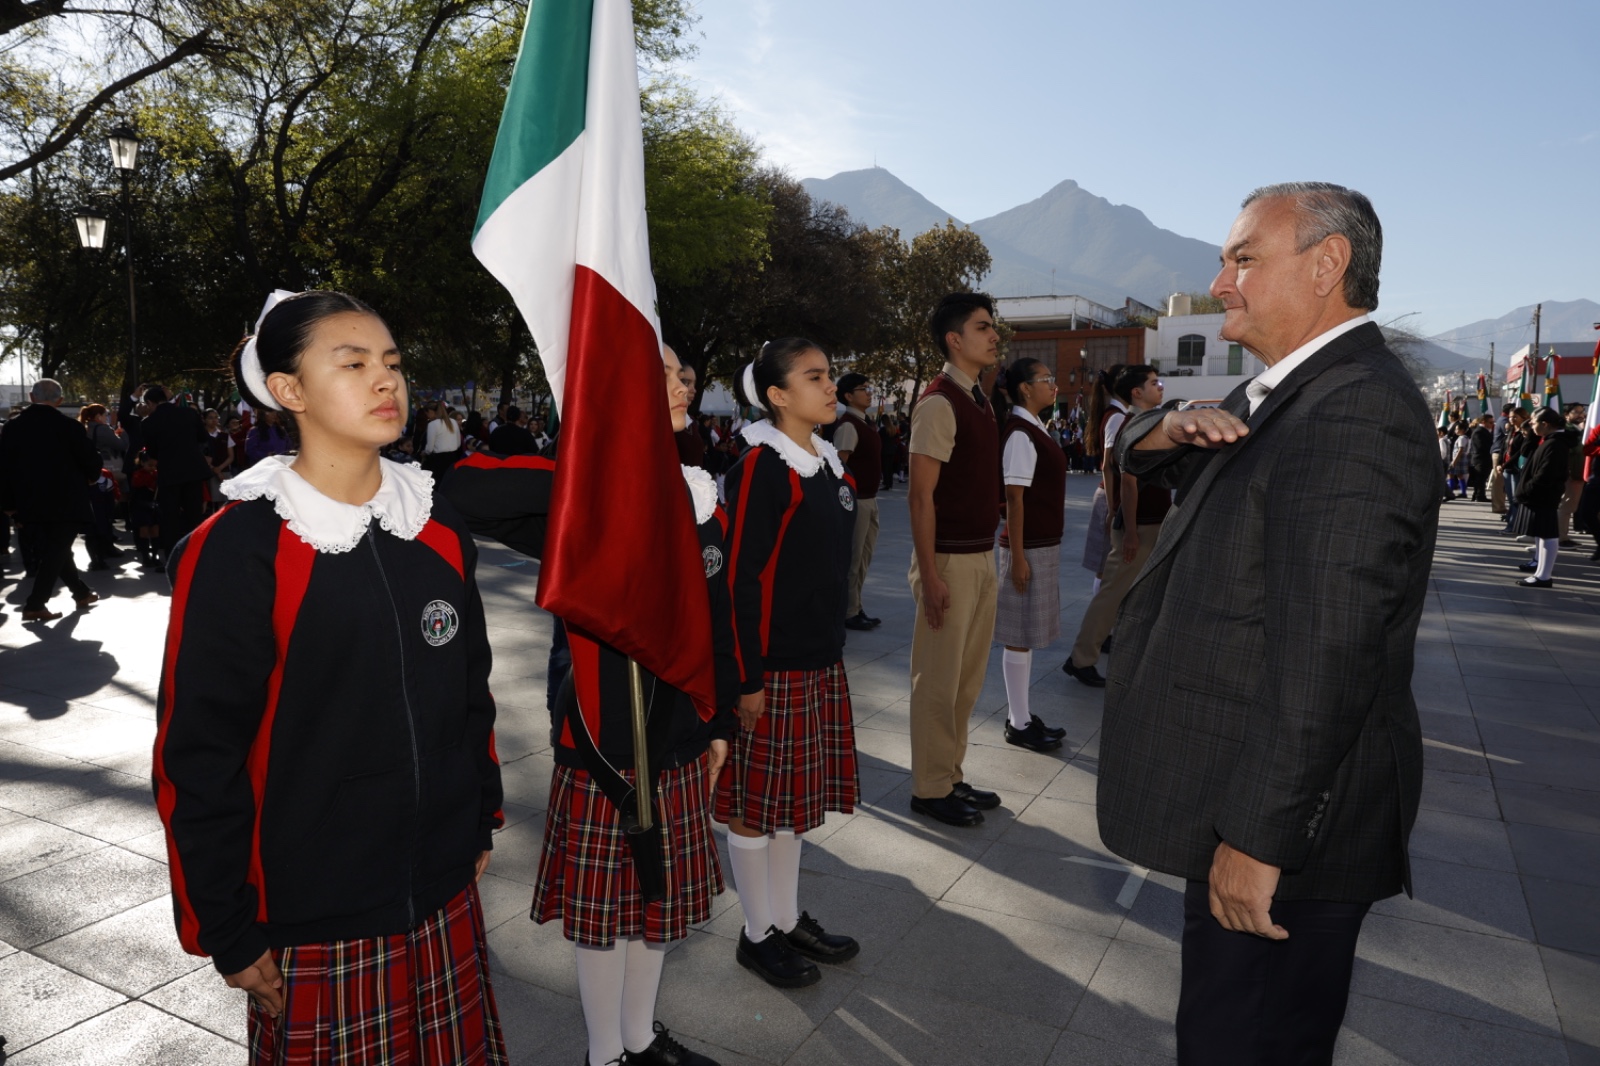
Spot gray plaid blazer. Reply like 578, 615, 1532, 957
1097, 323, 1439, 903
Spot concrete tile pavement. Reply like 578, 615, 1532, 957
1, 479, 1596, 1064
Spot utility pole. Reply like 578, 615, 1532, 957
1532, 303, 1542, 387
1489, 342, 1495, 382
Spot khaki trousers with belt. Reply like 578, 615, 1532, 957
909, 550, 997, 799
1068, 523, 1161, 669
847, 497, 881, 618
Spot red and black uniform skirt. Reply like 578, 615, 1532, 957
247, 883, 507, 1066
713, 661, 859, 835
532, 751, 723, 947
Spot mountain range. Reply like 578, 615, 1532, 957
801, 168, 1597, 374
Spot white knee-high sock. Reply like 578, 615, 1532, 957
1002, 649, 1033, 729
1535, 537, 1558, 581
574, 942, 627, 1066
767, 830, 803, 934
726, 831, 774, 939
620, 936, 667, 1054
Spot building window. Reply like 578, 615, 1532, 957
1228, 344, 1243, 375
1177, 334, 1205, 367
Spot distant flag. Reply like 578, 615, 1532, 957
1585, 333, 1599, 479
1438, 392, 1451, 430
1476, 373, 1488, 415
1544, 348, 1562, 409
471, 0, 716, 720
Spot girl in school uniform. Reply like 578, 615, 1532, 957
153, 290, 508, 1066
994, 358, 1070, 754
441, 346, 738, 1066
717, 337, 860, 989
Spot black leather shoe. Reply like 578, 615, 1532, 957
1030, 714, 1067, 740
951, 781, 1000, 810
737, 926, 820, 987
843, 613, 875, 631
1517, 561, 1538, 572
1005, 719, 1063, 753
783, 911, 859, 964
861, 611, 882, 626
1515, 577, 1554, 589
910, 793, 983, 826
1062, 661, 1107, 688
623, 1021, 719, 1065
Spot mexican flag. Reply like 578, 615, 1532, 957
1438, 393, 1451, 430
1544, 349, 1562, 409
472, 0, 716, 719
1477, 373, 1488, 415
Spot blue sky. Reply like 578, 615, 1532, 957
681, 0, 1599, 340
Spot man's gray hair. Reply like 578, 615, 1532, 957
1243, 182, 1382, 311
29, 378, 63, 403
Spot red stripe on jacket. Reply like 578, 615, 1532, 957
154, 502, 241, 954
248, 525, 317, 921
416, 517, 465, 580
455, 451, 555, 473
758, 467, 805, 655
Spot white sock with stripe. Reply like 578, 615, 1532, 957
620, 936, 667, 1054
1003, 649, 1033, 729
574, 941, 626, 1065
768, 830, 803, 934
727, 831, 774, 940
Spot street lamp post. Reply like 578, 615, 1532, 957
107, 125, 141, 394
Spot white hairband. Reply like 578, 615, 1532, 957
238, 289, 300, 411
741, 362, 758, 410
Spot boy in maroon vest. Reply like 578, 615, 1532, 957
906, 293, 1003, 827
833, 372, 883, 630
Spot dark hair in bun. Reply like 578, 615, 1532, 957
1002, 358, 1044, 399
229, 290, 379, 411
733, 336, 823, 418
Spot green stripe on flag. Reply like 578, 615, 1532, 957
475, 0, 595, 237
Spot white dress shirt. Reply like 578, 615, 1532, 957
1002, 406, 1048, 486
1246, 314, 1371, 415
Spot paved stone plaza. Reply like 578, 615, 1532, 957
1, 473, 1597, 1065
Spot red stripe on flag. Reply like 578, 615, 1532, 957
537, 266, 716, 715
249, 525, 318, 921
416, 518, 465, 580
154, 502, 241, 955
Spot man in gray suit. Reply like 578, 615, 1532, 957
1097, 183, 1438, 1064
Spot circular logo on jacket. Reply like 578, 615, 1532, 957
702, 545, 724, 578
421, 600, 459, 646
838, 485, 855, 512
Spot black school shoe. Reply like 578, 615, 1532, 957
843, 612, 876, 631
951, 781, 1000, 810
623, 1022, 719, 1066
910, 793, 983, 826
1031, 714, 1067, 740
1515, 577, 1554, 589
737, 926, 820, 988
1005, 719, 1063, 753
1062, 661, 1107, 688
783, 911, 860, 964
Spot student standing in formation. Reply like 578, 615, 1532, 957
1076, 364, 1128, 603
153, 290, 508, 1065
442, 346, 738, 1066
994, 358, 1070, 754
1063, 365, 1169, 687
905, 292, 1004, 828
831, 372, 884, 631
718, 338, 861, 989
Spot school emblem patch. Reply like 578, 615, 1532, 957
838, 485, 855, 512
702, 545, 724, 578
421, 600, 459, 646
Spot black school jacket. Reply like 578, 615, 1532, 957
440, 453, 738, 770
153, 494, 502, 975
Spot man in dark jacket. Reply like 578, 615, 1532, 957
139, 385, 209, 557
1467, 414, 1494, 501
0, 379, 103, 621
486, 405, 539, 455
1099, 184, 1439, 1064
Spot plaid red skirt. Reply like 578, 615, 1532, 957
247, 884, 507, 1066
532, 751, 723, 948
713, 662, 858, 835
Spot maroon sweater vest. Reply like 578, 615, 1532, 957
838, 409, 880, 499
998, 415, 1066, 549
920, 373, 1000, 553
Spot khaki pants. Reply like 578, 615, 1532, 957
1068, 523, 1161, 669
908, 550, 997, 798
1560, 478, 1582, 539
1489, 467, 1506, 514
847, 496, 880, 618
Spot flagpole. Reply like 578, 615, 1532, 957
627, 659, 653, 830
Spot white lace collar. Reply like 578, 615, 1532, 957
739, 420, 844, 478
681, 465, 717, 524
221, 456, 434, 554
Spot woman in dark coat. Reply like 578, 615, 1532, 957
1513, 407, 1573, 588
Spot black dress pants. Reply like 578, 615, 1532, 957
1467, 466, 1489, 501
158, 480, 205, 556
23, 523, 91, 612
1177, 880, 1369, 1066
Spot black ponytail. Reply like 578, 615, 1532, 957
1083, 363, 1126, 459
229, 290, 379, 411
733, 336, 823, 418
